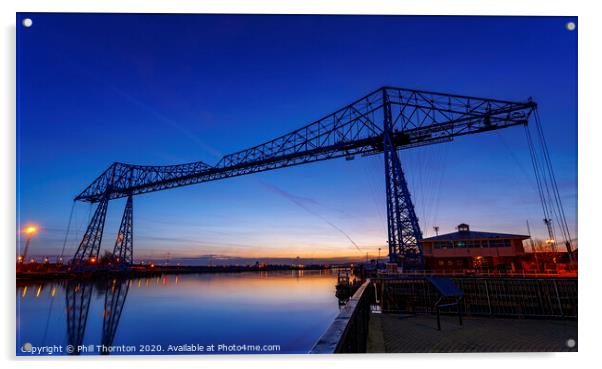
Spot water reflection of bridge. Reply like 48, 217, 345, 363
66, 279, 130, 355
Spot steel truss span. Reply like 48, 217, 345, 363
72, 86, 536, 267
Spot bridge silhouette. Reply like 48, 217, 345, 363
66, 279, 130, 355
70, 86, 538, 268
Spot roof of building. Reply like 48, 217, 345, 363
422, 230, 530, 241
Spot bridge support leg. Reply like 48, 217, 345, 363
113, 195, 134, 265
66, 281, 93, 354
73, 196, 109, 265
101, 279, 130, 353
382, 90, 423, 268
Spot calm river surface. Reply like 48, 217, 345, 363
16, 270, 341, 355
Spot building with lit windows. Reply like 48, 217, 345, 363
420, 224, 529, 271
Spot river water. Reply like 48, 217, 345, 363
16, 270, 342, 355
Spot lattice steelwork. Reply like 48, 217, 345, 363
72, 86, 536, 267
72, 195, 109, 264
383, 90, 423, 267
113, 195, 134, 265
66, 281, 93, 355
101, 279, 130, 353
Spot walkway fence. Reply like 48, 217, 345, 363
387, 270, 577, 278
374, 277, 577, 318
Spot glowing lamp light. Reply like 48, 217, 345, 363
89, 257, 97, 264
24, 225, 38, 236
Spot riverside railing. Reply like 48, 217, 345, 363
380, 269, 577, 278
373, 277, 577, 318
310, 280, 373, 353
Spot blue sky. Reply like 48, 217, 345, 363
16, 14, 577, 262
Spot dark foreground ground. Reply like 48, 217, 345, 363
367, 314, 577, 353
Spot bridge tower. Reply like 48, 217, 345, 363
72, 194, 109, 265
113, 195, 134, 265
382, 90, 423, 268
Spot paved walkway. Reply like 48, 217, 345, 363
367, 313, 577, 353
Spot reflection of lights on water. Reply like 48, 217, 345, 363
51, 287, 56, 297
36, 285, 42, 298
22, 286, 28, 297
138, 280, 142, 288
175, 276, 179, 284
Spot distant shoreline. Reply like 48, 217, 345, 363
16, 263, 343, 282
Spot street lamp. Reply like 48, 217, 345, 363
19, 225, 38, 264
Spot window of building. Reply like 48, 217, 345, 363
489, 239, 511, 247
465, 240, 480, 248
434, 241, 452, 249
454, 241, 466, 248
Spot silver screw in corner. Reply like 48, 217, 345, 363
566, 22, 576, 31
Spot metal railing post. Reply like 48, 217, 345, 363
553, 280, 564, 317
484, 280, 492, 315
